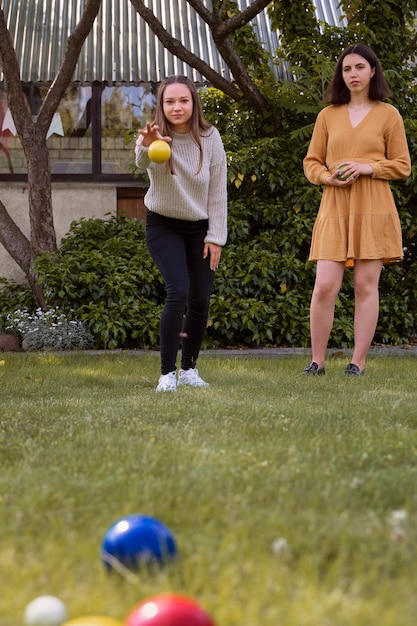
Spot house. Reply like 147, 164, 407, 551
0, 0, 345, 280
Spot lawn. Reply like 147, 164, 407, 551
1, 350, 417, 626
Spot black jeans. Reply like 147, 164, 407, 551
146, 210, 215, 375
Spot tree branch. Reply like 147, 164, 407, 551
220, 0, 272, 36
130, 0, 268, 110
186, 0, 268, 110
129, 0, 242, 101
37, 0, 103, 135
0, 8, 33, 137
0, 201, 31, 275
185, 0, 218, 24
0, 2, 103, 139
187, 0, 272, 37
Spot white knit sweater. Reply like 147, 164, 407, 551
135, 128, 228, 246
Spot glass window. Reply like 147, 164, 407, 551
0, 83, 94, 175
0, 86, 23, 174
101, 84, 156, 174
51, 85, 92, 174
0, 82, 156, 178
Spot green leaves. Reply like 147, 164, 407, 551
0, 278, 35, 332
35, 216, 165, 349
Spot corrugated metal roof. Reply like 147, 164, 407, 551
1, 0, 346, 84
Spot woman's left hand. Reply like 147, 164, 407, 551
204, 243, 222, 271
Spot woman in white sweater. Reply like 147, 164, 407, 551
135, 75, 228, 392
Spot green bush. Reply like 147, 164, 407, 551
35, 216, 164, 349
0, 278, 35, 332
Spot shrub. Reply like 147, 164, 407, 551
35, 216, 164, 349
6, 307, 93, 351
0, 278, 36, 333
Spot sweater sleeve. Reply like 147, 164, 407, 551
371, 107, 411, 180
134, 141, 152, 172
303, 110, 331, 185
205, 129, 228, 246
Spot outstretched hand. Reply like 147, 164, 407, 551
136, 121, 172, 148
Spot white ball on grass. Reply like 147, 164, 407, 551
24, 595, 68, 626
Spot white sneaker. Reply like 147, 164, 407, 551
156, 371, 177, 392
177, 368, 209, 388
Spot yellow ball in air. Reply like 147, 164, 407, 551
148, 140, 171, 163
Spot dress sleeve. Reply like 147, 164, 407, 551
303, 110, 331, 185
371, 108, 411, 180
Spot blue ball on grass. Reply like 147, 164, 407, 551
101, 514, 177, 572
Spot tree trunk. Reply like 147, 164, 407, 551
0, 0, 102, 307
24, 134, 57, 258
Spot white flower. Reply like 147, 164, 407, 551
391, 526, 406, 542
5, 307, 93, 350
389, 509, 407, 543
271, 537, 291, 557
390, 510, 407, 526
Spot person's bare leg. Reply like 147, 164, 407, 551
350, 259, 383, 371
309, 260, 345, 368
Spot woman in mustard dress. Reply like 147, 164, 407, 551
303, 44, 411, 376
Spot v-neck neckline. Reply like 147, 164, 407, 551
346, 101, 377, 129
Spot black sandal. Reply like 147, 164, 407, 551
345, 363, 364, 376
303, 361, 325, 375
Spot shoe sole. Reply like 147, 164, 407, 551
177, 382, 209, 388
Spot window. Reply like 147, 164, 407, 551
101, 84, 155, 175
0, 82, 156, 180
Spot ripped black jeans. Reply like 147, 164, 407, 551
146, 210, 215, 375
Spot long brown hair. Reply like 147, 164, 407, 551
324, 44, 392, 104
153, 75, 212, 173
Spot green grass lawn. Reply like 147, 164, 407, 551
1, 351, 417, 626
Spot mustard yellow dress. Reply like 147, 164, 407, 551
303, 101, 411, 265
